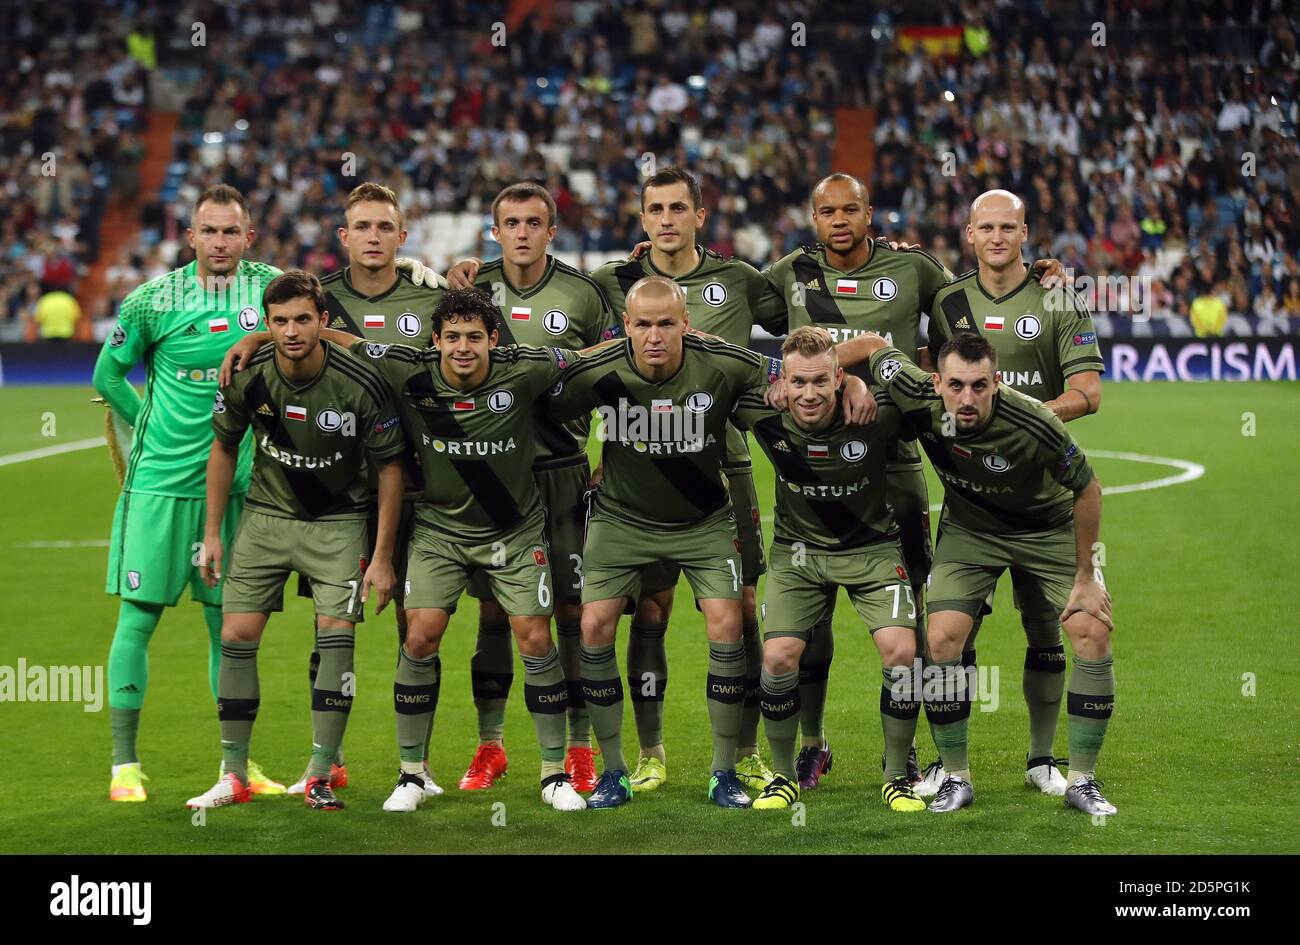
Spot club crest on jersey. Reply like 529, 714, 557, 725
127, 571, 141, 590
840, 439, 867, 462
878, 358, 902, 381
397, 312, 422, 337
363, 314, 385, 329
1015, 314, 1040, 339
701, 282, 727, 306
983, 454, 1010, 472
873, 277, 898, 301
238, 306, 260, 331
316, 409, 357, 436
533, 547, 547, 566
212, 391, 226, 414
543, 310, 568, 334
364, 342, 390, 358
208, 317, 229, 333
110, 324, 126, 347
488, 390, 514, 413
285, 405, 307, 422
685, 391, 713, 413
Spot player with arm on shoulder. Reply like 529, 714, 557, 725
452, 183, 620, 794
732, 327, 926, 813
918, 189, 1106, 796
186, 271, 406, 812
546, 276, 873, 809
92, 184, 283, 803
838, 330, 1117, 816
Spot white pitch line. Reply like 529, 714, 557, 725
13, 539, 110, 549
0, 437, 106, 467
922, 448, 1205, 511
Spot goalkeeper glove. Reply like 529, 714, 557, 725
395, 256, 449, 289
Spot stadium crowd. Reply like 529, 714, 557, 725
2, 0, 1298, 334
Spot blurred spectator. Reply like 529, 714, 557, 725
1190, 286, 1229, 337
1283, 277, 1300, 319
33, 288, 80, 339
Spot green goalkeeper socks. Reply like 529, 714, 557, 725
107, 600, 163, 765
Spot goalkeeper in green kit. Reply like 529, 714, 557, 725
93, 184, 284, 802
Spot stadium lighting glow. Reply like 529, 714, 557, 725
202, 132, 223, 145
1271, 96, 1278, 105
688, 75, 706, 89
234, 119, 249, 131
944, 90, 955, 102
537, 77, 549, 88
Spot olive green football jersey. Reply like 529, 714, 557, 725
352, 340, 579, 541
212, 340, 405, 521
760, 243, 952, 469
474, 254, 619, 467
926, 267, 1105, 402
549, 335, 780, 529
733, 389, 907, 553
320, 267, 445, 346
867, 345, 1095, 536
589, 246, 769, 470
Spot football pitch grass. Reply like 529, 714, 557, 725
1, 381, 1296, 854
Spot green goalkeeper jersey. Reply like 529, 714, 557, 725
589, 246, 769, 470
351, 340, 580, 541
103, 259, 281, 497
212, 340, 405, 521
732, 388, 908, 552
474, 255, 619, 467
549, 335, 780, 529
867, 345, 1095, 535
926, 267, 1105, 402
759, 242, 952, 469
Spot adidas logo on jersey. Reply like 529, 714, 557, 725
256, 403, 274, 416
183, 324, 200, 336
805, 278, 821, 291
772, 440, 792, 452
954, 317, 973, 330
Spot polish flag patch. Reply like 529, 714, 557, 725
983, 316, 1005, 331
285, 405, 307, 422
208, 317, 229, 333
652, 399, 674, 413
835, 280, 858, 295
951, 444, 972, 459
452, 400, 475, 411
364, 314, 385, 329
510, 307, 531, 320
808, 444, 829, 458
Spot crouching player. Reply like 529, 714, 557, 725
842, 331, 1116, 815
735, 327, 925, 812
187, 270, 406, 810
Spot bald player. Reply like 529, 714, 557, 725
918, 189, 1104, 797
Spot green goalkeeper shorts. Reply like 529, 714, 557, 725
761, 539, 917, 641
106, 490, 245, 607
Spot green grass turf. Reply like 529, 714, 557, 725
0, 382, 1297, 853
